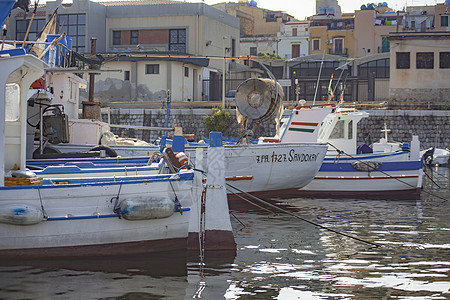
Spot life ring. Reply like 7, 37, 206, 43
90, 145, 118, 157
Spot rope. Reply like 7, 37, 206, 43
169, 179, 182, 213
37, 186, 48, 220
110, 181, 123, 217
226, 182, 379, 247
327, 142, 449, 202
230, 212, 247, 229
227, 187, 276, 214
423, 167, 442, 188
425, 164, 450, 182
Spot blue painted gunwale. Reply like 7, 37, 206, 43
0, 172, 194, 191
319, 160, 423, 172
33, 163, 160, 175
323, 150, 409, 162
27, 156, 155, 169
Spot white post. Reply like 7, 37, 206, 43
204, 132, 235, 250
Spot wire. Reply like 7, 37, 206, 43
226, 182, 379, 248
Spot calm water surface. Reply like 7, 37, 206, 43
0, 166, 449, 299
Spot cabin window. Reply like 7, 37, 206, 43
347, 120, 353, 139
5, 84, 20, 121
329, 120, 345, 139
396, 52, 410, 69
416, 52, 434, 69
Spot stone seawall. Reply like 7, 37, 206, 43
103, 109, 449, 150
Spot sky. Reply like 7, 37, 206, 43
201, 0, 441, 20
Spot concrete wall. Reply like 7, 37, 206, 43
103, 109, 450, 150
388, 34, 450, 106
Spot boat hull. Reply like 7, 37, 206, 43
0, 174, 194, 257
188, 143, 328, 194
300, 152, 423, 194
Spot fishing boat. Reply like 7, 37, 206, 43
24, 45, 328, 199
259, 102, 424, 197
0, 48, 204, 258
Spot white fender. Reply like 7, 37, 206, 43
0, 203, 43, 225
119, 198, 175, 220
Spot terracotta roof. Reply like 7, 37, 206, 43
98, 0, 182, 6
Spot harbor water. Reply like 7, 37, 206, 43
0, 166, 449, 299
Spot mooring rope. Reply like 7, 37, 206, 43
226, 183, 379, 247
423, 167, 442, 188
37, 186, 48, 220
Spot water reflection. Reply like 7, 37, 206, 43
0, 167, 448, 299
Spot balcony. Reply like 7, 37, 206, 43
328, 48, 348, 57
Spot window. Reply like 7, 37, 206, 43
130, 30, 139, 45
347, 120, 353, 139
396, 52, 410, 69
292, 44, 300, 58
439, 52, 450, 68
113, 31, 121, 45
416, 52, 434, 69
441, 15, 449, 27
334, 38, 344, 54
381, 37, 390, 53
312, 39, 320, 51
292, 28, 297, 36
169, 29, 186, 53
124, 71, 130, 81
358, 58, 390, 78
145, 64, 159, 74
250, 47, 257, 56
15, 18, 46, 42
58, 14, 86, 52
231, 38, 236, 58
330, 120, 345, 139
184, 67, 189, 77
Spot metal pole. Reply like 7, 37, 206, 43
222, 36, 227, 108
88, 37, 97, 102
166, 90, 171, 137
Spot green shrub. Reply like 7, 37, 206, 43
203, 107, 231, 133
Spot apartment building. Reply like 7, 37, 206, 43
213, 1, 296, 57
277, 21, 310, 59
308, 0, 355, 57
8, 0, 240, 102
354, 5, 406, 58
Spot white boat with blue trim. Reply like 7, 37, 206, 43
0, 45, 201, 257
260, 103, 423, 196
